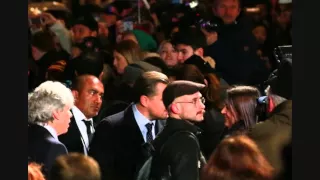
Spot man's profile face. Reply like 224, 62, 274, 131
174, 92, 206, 122
146, 83, 168, 120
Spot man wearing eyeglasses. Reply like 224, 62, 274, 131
148, 80, 207, 180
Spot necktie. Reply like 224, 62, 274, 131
145, 123, 154, 143
82, 120, 93, 144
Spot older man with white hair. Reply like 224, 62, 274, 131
28, 81, 74, 177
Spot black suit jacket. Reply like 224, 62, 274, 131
28, 124, 68, 177
58, 114, 87, 154
89, 104, 166, 180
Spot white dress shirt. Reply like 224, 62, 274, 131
132, 104, 156, 142
72, 106, 94, 155
37, 123, 59, 141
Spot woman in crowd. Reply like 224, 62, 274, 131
158, 40, 178, 68
202, 134, 274, 180
221, 85, 261, 137
113, 39, 143, 75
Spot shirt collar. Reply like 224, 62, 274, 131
37, 123, 59, 140
72, 106, 93, 123
132, 104, 155, 129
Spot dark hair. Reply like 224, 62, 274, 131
202, 134, 274, 180
31, 30, 55, 52
144, 56, 169, 74
171, 27, 207, 50
225, 86, 261, 129
71, 74, 101, 91
132, 71, 169, 103
73, 51, 104, 78
175, 64, 223, 109
49, 153, 101, 180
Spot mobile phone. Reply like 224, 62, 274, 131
29, 17, 43, 25
123, 21, 133, 31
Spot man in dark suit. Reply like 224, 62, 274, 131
59, 75, 104, 155
28, 81, 74, 177
89, 71, 169, 180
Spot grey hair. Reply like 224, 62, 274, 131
265, 85, 287, 107
28, 81, 74, 125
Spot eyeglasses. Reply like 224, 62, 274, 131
175, 97, 206, 107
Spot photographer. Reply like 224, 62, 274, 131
248, 57, 292, 176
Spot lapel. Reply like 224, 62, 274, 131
69, 112, 83, 139
121, 104, 145, 146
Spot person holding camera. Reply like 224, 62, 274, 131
248, 57, 292, 176
206, 0, 270, 86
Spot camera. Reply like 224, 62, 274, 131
29, 17, 43, 25
195, 17, 222, 33
273, 45, 292, 66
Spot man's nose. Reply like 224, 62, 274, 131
221, 107, 227, 114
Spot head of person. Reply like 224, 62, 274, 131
221, 85, 261, 129
163, 80, 206, 122
275, 1, 292, 28
73, 51, 104, 80
121, 30, 158, 52
264, 57, 292, 113
122, 60, 162, 87
28, 81, 74, 135
158, 40, 178, 67
100, 5, 120, 27
171, 27, 207, 64
71, 75, 104, 119
132, 71, 170, 120
113, 40, 142, 74
71, 15, 99, 44
252, 23, 268, 45
201, 134, 274, 180
213, 0, 241, 25
121, 31, 139, 44
28, 162, 45, 180
175, 64, 223, 110
49, 153, 101, 180
31, 30, 56, 61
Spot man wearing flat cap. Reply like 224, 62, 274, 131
248, 57, 292, 176
148, 80, 207, 180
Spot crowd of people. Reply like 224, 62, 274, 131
28, 0, 292, 180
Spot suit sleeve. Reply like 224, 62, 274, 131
163, 133, 200, 180
89, 119, 115, 180
44, 142, 68, 175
